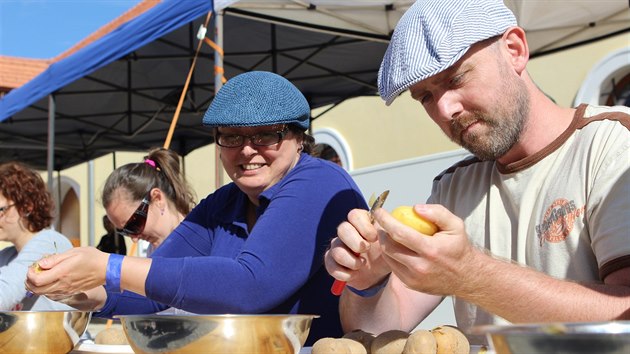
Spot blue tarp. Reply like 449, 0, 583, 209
0, 0, 212, 121
0, 0, 390, 170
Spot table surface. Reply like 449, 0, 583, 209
71, 343, 493, 354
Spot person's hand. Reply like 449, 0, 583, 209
373, 204, 481, 296
324, 208, 392, 290
46, 287, 108, 311
26, 247, 110, 297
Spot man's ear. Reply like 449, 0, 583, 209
502, 26, 529, 74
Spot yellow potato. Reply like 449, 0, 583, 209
431, 325, 469, 354
31, 252, 54, 273
312, 337, 367, 354
31, 262, 43, 273
371, 330, 409, 354
391, 206, 438, 235
402, 329, 437, 354
343, 329, 375, 353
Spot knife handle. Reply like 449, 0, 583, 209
331, 279, 346, 296
331, 250, 360, 296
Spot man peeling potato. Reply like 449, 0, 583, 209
324, 0, 630, 346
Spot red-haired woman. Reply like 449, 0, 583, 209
0, 161, 73, 310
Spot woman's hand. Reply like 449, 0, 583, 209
46, 287, 108, 311
324, 208, 392, 290
26, 247, 110, 297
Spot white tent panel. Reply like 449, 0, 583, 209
222, 0, 629, 54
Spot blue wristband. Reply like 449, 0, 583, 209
346, 274, 390, 298
105, 254, 124, 293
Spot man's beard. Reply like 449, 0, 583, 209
450, 76, 530, 161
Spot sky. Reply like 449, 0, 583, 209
0, 0, 143, 59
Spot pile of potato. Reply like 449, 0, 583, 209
312, 325, 470, 354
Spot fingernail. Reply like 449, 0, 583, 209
414, 204, 429, 211
25, 291, 34, 298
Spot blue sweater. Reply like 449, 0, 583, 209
97, 153, 367, 344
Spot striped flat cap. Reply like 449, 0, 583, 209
378, 0, 517, 105
203, 71, 310, 130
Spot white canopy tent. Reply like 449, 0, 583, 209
0, 0, 627, 244
219, 0, 629, 55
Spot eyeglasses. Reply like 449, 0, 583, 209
215, 126, 288, 148
116, 192, 151, 237
0, 204, 15, 217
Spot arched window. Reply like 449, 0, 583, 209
312, 128, 352, 170
51, 175, 81, 246
574, 47, 630, 106
314, 143, 343, 167
604, 72, 630, 106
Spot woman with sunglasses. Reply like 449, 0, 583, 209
102, 147, 196, 255
41, 147, 196, 310
26, 71, 368, 344
0, 161, 74, 311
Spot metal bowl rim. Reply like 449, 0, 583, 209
0, 310, 90, 314
114, 313, 320, 320
471, 321, 630, 335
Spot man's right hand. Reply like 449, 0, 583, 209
324, 208, 392, 291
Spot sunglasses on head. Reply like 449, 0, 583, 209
116, 191, 151, 237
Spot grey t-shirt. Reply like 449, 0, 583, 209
0, 228, 75, 311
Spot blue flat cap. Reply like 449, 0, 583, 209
378, 0, 517, 105
203, 71, 310, 130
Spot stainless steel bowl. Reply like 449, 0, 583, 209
116, 314, 318, 354
472, 321, 630, 354
0, 310, 92, 354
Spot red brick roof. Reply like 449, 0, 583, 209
0, 56, 51, 93
0, 0, 160, 94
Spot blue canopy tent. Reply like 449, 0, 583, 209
0, 0, 212, 121
0, 0, 215, 171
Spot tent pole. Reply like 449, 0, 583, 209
47, 94, 55, 194
214, 11, 224, 190
57, 170, 62, 233
88, 160, 95, 246
46, 94, 57, 229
